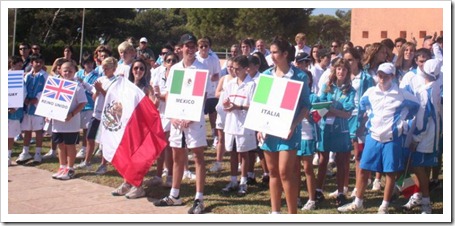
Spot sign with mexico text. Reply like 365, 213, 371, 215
8, 70, 24, 108
244, 75, 303, 139
35, 77, 77, 122
165, 69, 209, 122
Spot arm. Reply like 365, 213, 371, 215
66, 102, 86, 122
215, 76, 225, 98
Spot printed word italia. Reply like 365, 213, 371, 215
41, 99, 69, 109
261, 109, 280, 117
176, 98, 195, 104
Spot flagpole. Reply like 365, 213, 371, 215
79, 8, 85, 65
12, 8, 17, 56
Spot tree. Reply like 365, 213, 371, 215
306, 12, 351, 48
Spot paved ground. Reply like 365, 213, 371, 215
8, 165, 188, 214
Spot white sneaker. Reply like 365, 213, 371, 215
337, 202, 363, 213
221, 181, 239, 193
42, 149, 57, 159
421, 203, 432, 214
182, 170, 196, 180
52, 167, 66, 179
237, 184, 247, 196
209, 162, 222, 173
76, 149, 86, 158
75, 161, 93, 171
16, 152, 32, 164
402, 193, 422, 210
161, 168, 169, 177
33, 153, 42, 163
312, 154, 319, 166
372, 179, 381, 191
146, 176, 163, 186
111, 182, 132, 196
329, 187, 348, 198
377, 205, 388, 214
125, 186, 146, 199
95, 164, 108, 175
302, 200, 316, 211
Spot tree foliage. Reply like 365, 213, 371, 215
307, 13, 350, 48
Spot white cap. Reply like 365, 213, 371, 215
377, 62, 395, 75
419, 59, 442, 79
139, 37, 147, 43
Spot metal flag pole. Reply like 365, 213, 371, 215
79, 8, 85, 65
12, 8, 17, 56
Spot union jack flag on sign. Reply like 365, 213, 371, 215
43, 77, 77, 102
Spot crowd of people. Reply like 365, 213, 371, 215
8, 31, 443, 214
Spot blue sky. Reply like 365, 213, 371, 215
312, 8, 351, 16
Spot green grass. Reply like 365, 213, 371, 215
10, 122, 443, 214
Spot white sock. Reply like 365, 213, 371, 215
195, 192, 203, 201
60, 165, 67, 169
354, 197, 363, 207
271, 211, 280, 214
381, 200, 389, 207
170, 188, 180, 198
374, 178, 380, 183
35, 147, 42, 155
240, 177, 248, 185
23, 146, 29, 154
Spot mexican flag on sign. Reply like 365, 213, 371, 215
244, 74, 303, 139
165, 68, 209, 122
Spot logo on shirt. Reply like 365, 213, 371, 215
42, 77, 76, 102
102, 100, 123, 132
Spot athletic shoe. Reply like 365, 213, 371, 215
371, 179, 381, 191
58, 168, 75, 180
312, 154, 319, 166
329, 187, 349, 198
421, 203, 432, 214
188, 199, 204, 214
32, 153, 42, 164
111, 182, 132, 196
182, 170, 196, 180
42, 149, 57, 160
125, 186, 146, 199
221, 181, 238, 194
76, 149, 86, 159
209, 162, 222, 173
146, 176, 163, 186
95, 164, 108, 175
154, 195, 182, 206
161, 168, 169, 177
16, 152, 32, 164
315, 190, 325, 203
237, 184, 247, 196
14, 134, 23, 142
402, 194, 422, 211
377, 205, 388, 214
302, 200, 316, 211
75, 161, 93, 171
246, 177, 257, 186
337, 202, 364, 213
336, 194, 348, 207
52, 168, 66, 179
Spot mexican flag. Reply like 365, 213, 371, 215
397, 153, 419, 199
244, 75, 303, 139
165, 68, 209, 122
310, 101, 332, 123
100, 76, 167, 187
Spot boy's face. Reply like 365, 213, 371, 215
122, 50, 135, 62
32, 59, 44, 72
61, 63, 76, 79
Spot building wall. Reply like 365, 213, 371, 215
350, 8, 443, 48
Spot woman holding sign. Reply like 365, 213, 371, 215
258, 36, 311, 214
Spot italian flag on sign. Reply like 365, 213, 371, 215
165, 68, 209, 122
244, 75, 303, 139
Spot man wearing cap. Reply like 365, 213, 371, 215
153, 33, 209, 214
136, 37, 156, 63
338, 62, 420, 214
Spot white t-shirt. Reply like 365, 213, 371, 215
92, 75, 118, 120
152, 65, 168, 115
196, 54, 221, 99
314, 65, 329, 96
115, 63, 131, 78
351, 72, 362, 116
52, 84, 87, 132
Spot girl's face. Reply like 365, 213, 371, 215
102, 64, 115, 77
270, 44, 287, 65
64, 48, 72, 58
403, 46, 415, 61
343, 52, 359, 72
312, 47, 319, 61
335, 65, 348, 82
132, 62, 145, 80
164, 55, 178, 69
374, 46, 388, 64
226, 60, 235, 76
61, 63, 76, 80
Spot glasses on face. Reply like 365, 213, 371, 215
19, 47, 28, 50
166, 58, 177, 64
199, 45, 208, 49
161, 51, 168, 55
133, 66, 145, 71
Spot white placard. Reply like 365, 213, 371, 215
35, 77, 77, 122
8, 70, 24, 108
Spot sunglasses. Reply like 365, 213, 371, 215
166, 58, 177, 64
161, 51, 168, 55
19, 48, 28, 50
133, 66, 145, 71
199, 45, 208, 49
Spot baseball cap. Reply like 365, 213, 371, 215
140, 37, 148, 43
179, 34, 197, 45
377, 62, 395, 75
418, 59, 442, 79
295, 52, 311, 62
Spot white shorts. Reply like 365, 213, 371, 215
225, 132, 257, 153
21, 114, 44, 131
80, 110, 93, 129
160, 114, 171, 133
8, 119, 22, 138
169, 121, 207, 149
215, 103, 225, 130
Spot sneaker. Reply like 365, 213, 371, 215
237, 184, 247, 196
297, 197, 303, 209
315, 190, 325, 203
312, 154, 319, 166
371, 179, 381, 191
221, 181, 238, 194
52, 167, 65, 179
95, 164, 108, 175
42, 149, 57, 160
302, 200, 316, 211
125, 186, 146, 199
76, 149, 86, 158
32, 153, 42, 164
161, 168, 169, 177
209, 162, 222, 173
16, 152, 33, 164
421, 203, 432, 214
58, 168, 75, 180
377, 205, 388, 214
14, 134, 23, 142
146, 176, 163, 186
329, 187, 348, 198
402, 194, 422, 211
336, 194, 348, 207
246, 177, 257, 186
164, 176, 172, 188
111, 182, 132, 196
75, 161, 93, 171
337, 202, 364, 213
350, 188, 357, 198
188, 199, 204, 214
154, 195, 182, 206
182, 170, 196, 180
